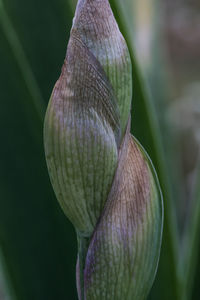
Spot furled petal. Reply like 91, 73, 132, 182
84, 131, 163, 299
44, 0, 132, 237
44, 0, 163, 299
44, 33, 120, 236
72, 0, 132, 136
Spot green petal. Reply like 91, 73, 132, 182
72, 0, 132, 136
44, 30, 120, 236
84, 133, 163, 299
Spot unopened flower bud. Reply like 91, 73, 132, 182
44, 0, 163, 299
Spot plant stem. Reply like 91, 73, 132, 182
77, 233, 90, 300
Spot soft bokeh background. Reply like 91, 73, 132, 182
0, 0, 199, 299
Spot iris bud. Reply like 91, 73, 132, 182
44, 0, 163, 299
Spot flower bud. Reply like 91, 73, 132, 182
44, 0, 163, 299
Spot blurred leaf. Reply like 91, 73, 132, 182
179, 161, 200, 300
0, 0, 78, 299
0, 249, 16, 300
0, 0, 45, 123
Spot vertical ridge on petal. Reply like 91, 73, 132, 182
84, 133, 163, 299
72, 0, 132, 136
44, 1, 163, 299
44, 26, 121, 236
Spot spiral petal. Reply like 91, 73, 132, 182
72, 0, 132, 135
84, 132, 163, 299
44, 29, 121, 236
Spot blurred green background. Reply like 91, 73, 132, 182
0, 0, 200, 299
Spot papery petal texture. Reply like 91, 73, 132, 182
72, 0, 132, 136
44, 36, 120, 236
44, 0, 132, 237
84, 132, 163, 299
44, 0, 163, 298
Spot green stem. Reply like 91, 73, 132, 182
77, 233, 90, 300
